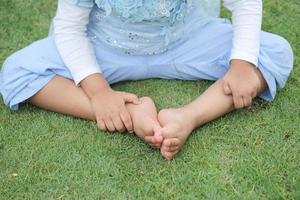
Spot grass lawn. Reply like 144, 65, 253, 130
0, 0, 299, 199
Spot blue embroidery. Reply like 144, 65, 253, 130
94, 0, 187, 24
65, 0, 220, 55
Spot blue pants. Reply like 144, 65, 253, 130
0, 19, 294, 110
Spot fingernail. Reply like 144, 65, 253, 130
129, 130, 134, 133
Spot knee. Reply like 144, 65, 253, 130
261, 33, 294, 84
270, 34, 294, 73
1, 55, 14, 106
1, 52, 21, 81
258, 33, 294, 100
2, 53, 15, 70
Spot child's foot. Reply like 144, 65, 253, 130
126, 97, 163, 149
158, 107, 197, 160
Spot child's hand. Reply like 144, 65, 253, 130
221, 59, 261, 109
90, 88, 140, 132
80, 73, 141, 133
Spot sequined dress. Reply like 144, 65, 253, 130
84, 0, 220, 55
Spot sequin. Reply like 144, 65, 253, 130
84, 0, 221, 55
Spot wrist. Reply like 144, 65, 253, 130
230, 59, 256, 68
80, 73, 112, 99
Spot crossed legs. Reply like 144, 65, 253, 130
29, 68, 266, 160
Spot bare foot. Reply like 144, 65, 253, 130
158, 107, 197, 160
126, 97, 163, 148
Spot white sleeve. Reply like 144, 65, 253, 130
53, 0, 101, 85
223, 0, 263, 66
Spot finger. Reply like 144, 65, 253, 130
144, 136, 155, 143
112, 116, 126, 132
145, 139, 161, 148
222, 81, 232, 95
144, 136, 156, 144
233, 94, 244, 109
97, 119, 107, 131
122, 93, 141, 105
243, 96, 252, 107
104, 119, 116, 132
119, 107, 134, 133
148, 125, 164, 148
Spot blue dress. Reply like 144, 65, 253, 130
51, 0, 221, 55
0, 0, 294, 110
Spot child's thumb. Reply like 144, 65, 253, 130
223, 81, 232, 95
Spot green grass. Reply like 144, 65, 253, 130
0, 0, 300, 199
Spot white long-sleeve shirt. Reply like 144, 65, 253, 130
53, 0, 262, 85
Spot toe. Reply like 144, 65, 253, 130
162, 138, 180, 152
161, 146, 179, 154
161, 143, 180, 159
167, 145, 180, 152
164, 138, 180, 148
161, 149, 178, 160
160, 148, 169, 160
166, 151, 178, 160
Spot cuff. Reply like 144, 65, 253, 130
72, 66, 102, 85
230, 51, 259, 67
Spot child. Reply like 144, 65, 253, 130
0, 0, 294, 160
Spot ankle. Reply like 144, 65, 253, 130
180, 106, 201, 129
